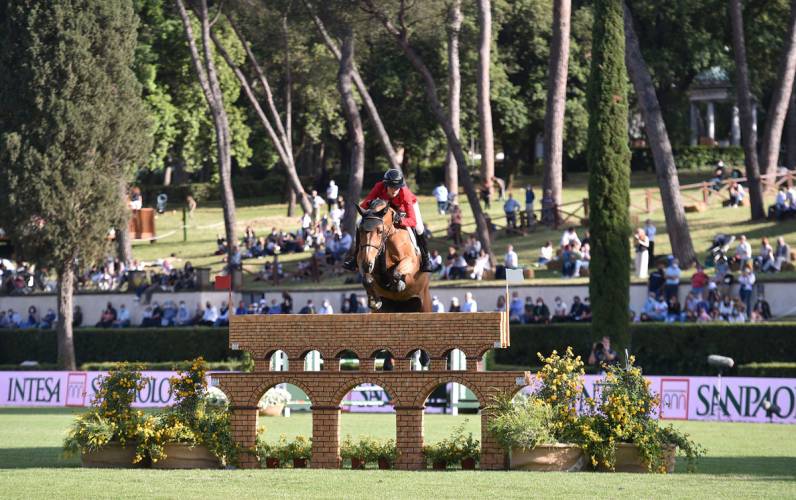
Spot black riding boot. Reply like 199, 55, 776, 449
342, 232, 360, 271
416, 230, 432, 272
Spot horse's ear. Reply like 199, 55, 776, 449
356, 204, 366, 217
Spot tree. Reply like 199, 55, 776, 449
477, 0, 495, 193
175, 0, 238, 254
445, 0, 462, 197
0, 0, 151, 369
361, 0, 493, 257
729, 0, 766, 220
587, 0, 631, 355
760, 0, 796, 178
542, 0, 571, 222
623, 2, 697, 267
338, 28, 367, 236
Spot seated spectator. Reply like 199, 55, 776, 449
495, 295, 506, 312
235, 300, 247, 315
463, 236, 481, 262
734, 235, 752, 269
503, 193, 520, 229
160, 301, 177, 326
709, 165, 724, 191
522, 297, 534, 324
727, 181, 745, 207
648, 262, 665, 296
431, 295, 445, 313
461, 292, 478, 312
588, 336, 618, 367
21, 305, 39, 329
429, 249, 443, 274
471, 249, 492, 280
268, 299, 282, 314
764, 236, 791, 272
718, 296, 735, 321
199, 302, 218, 326
39, 308, 56, 329
690, 264, 709, 296
508, 292, 524, 322
573, 242, 590, 277
532, 297, 551, 324
568, 296, 587, 321
730, 302, 747, 323
281, 292, 294, 314
640, 293, 666, 322
73, 306, 83, 328
538, 241, 554, 266
449, 297, 461, 312
504, 245, 518, 270
770, 186, 789, 219
96, 302, 117, 328
684, 291, 700, 321
445, 247, 468, 280
114, 304, 131, 327
176, 301, 192, 325
299, 299, 316, 314
552, 297, 568, 322
215, 302, 229, 326
581, 297, 592, 322
214, 236, 228, 256
560, 227, 580, 249
666, 296, 684, 323
696, 305, 712, 323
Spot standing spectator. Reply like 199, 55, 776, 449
449, 205, 463, 247
299, 299, 316, 314
281, 292, 294, 314
432, 183, 449, 214
524, 185, 535, 222
734, 235, 752, 269
588, 336, 618, 367
461, 292, 478, 312
561, 244, 575, 278
492, 176, 506, 201
634, 228, 650, 279
644, 219, 656, 265
115, 304, 131, 327
504, 244, 519, 270
449, 297, 461, 312
664, 258, 681, 301
199, 302, 218, 326
766, 237, 791, 272
538, 241, 554, 266
480, 182, 491, 209
755, 237, 773, 271
508, 292, 524, 322
503, 193, 520, 229
319, 299, 334, 314
96, 302, 117, 328
326, 180, 339, 210
738, 267, 756, 316
431, 295, 445, 313
552, 297, 568, 322
532, 298, 551, 324
311, 190, 325, 223
690, 264, 710, 296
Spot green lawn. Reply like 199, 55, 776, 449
0, 408, 794, 499
131, 171, 796, 291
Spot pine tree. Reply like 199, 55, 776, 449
586, 0, 631, 354
0, 0, 151, 369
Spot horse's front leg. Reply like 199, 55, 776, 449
363, 273, 383, 310
390, 259, 417, 292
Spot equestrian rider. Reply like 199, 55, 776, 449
343, 168, 432, 272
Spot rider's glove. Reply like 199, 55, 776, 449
395, 211, 406, 226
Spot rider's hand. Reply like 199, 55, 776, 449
395, 211, 405, 226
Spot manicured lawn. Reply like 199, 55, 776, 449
0, 408, 794, 499
130, 171, 796, 291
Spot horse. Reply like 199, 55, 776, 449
355, 199, 431, 313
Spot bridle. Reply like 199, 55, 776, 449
358, 209, 396, 258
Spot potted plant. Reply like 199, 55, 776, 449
373, 439, 398, 469
288, 435, 312, 468
341, 436, 376, 469
258, 387, 291, 417
423, 442, 451, 470
447, 422, 480, 470
257, 434, 289, 468
63, 363, 152, 468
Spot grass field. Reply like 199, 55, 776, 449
131, 171, 796, 290
1, 408, 794, 499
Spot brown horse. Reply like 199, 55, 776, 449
355, 200, 431, 312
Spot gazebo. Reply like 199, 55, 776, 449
687, 66, 755, 147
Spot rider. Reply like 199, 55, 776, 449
343, 168, 432, 272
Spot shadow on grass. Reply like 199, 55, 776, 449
0, 447, 79, 469
686, 456, 796, 478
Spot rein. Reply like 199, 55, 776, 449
358, 211, 396, 258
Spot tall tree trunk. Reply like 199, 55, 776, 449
729, 0, 766, 219
176, 0, 238, 255
212, 23, 313, 214
445, 0, 462, 197
116, 178, 133, 266
363, 0, 493, 257
623, 3, 697, 267
56, 264, 76, 370
282, 12, 293, 153
477, 0, 495, 192
304, 1, 401, 172
338, 29, 365, 237
587, 0, 631, 357
287, 184, 296, 217
787, 85, 796, 168
542, 0, 571, 218
761, 0, 796, 178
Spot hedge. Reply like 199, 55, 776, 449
0, 327, 237, 366
631, 145, 744, 172
493, 323, 796, 376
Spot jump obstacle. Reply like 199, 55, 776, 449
213, 312, 530, 470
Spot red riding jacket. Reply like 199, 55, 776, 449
360, 181, 418, 228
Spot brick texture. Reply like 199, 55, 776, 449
217, 313, 524, 470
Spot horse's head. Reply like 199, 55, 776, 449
356, 199, 395, 275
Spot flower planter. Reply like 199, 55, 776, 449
460, 457, 477, 470
265, 457, 280, 468
293, 458, 308, 468
377, 457, 392, 470
152, 443, 221, 469
259, 404, 284, 417
509, 444, 586, 472
81, 442, 141, 468
601, 443, 676, 473
432, 460, 447, 470
351, 457, 366, 469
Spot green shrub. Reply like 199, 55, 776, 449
631, 146, 744, 171
736, 362, 796, 378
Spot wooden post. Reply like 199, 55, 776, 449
582, 198, 589, 219
702, 183, 709, 204
645, 189, 653, 213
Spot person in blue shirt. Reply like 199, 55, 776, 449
508, 291, 524, 322
503, 193, 520, 229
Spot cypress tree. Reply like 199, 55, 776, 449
586, 0, 631, 355
0, 0, 151, 369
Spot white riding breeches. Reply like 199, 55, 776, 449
413, 202, 424, 234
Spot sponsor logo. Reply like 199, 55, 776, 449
65, 373, 87, 407
659, 378, 689, 420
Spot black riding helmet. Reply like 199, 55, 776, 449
383, 168, 405, 189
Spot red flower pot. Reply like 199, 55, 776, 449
460, 457, 476, 470
351, 457, 365, 469
377, 457, 391, 470
265, 457, 280, 469
293, 458, 307, 469
432, 460, 447, 470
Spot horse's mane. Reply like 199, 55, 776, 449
359, 199, 393, 232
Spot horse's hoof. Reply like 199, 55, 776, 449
396, 280, 406, 292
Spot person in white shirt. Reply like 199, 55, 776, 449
552, 297, 568, 322
734, 235, 752, 269
115, 304, 131, 327
634, 228, 650, 279
738, 267, 756, 316
319, 299, 334, 314
461, 292, 478, 312
538, 241, 554, 265
471, 249, 491, 280
504, 244, 519, 270
431, 295, 445, 313
311, 190, 325, 222
560, 227, 580, 249
326, 180, 339, 208
644, 219, 656, 263
432, 183, 449, 214
200, 302, 218, 326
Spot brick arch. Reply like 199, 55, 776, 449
245, 376, 317, 407
411, 376, 488, 408
330, 376, 402, 408
369, 346, 395, 358
401, 346, 435, 359
297, 347, 326, 359
438, 346, 471, 359
334, 348, 362, 359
